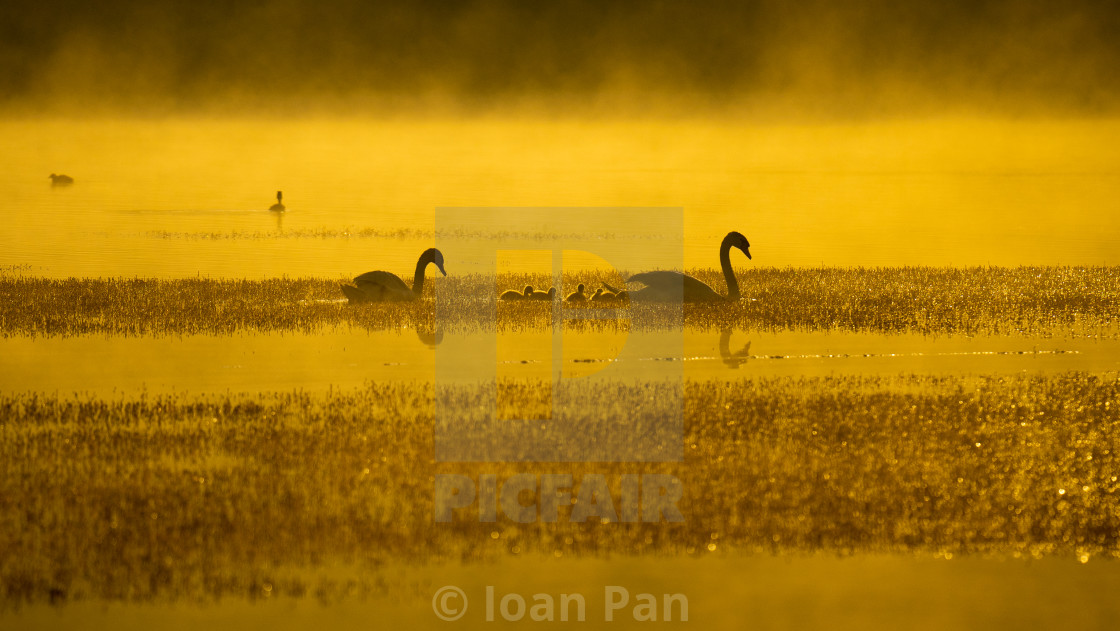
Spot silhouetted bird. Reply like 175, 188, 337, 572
626, 231, 751, 302
49, 174, 73, 186
529, 287, 555, 301
591, 288, 620, 303
341, 248, 446, 303
269, 191, 285, 211
565, 283, 588, 302
501, 285, 534, 300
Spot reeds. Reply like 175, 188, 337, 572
1, 373, 1118, 605
1, 267, 1117, 337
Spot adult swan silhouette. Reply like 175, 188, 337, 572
627, 231, 751, 302
341, 248, 447, 303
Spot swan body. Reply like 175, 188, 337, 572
269, 191, 285, 211
565, 284, 587, 302
49, 173, 74, 186
627, 231, 750, 302
341, 248, 446, 303
501, 285, 533, 300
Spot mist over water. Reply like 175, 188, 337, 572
2, 2, 1119, 275
3, 0, 1120, 117
4, 118, 1119, 277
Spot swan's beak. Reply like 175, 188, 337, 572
437, 263, 447, 276
745, 248, 752, 260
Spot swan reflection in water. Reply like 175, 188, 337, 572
720, 328, 752, 368
415, 326, 444, 348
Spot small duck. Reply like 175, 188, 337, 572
529, 287, 555, 301
565, 283, 588, 302
49, 173, 74, 186
501, 285, 534, 301
269, 191, 285, 211
600, 282, 629, 303
591, 288, 619, 303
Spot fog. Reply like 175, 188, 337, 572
2, 0, 1119, 117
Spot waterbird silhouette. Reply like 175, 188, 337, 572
566, 284, 588, 302
529, 287, 555, 301
626, 231, 751, 302
500, 285, 534, 300
341, 248, 446, 303
591, 288, 619, 303
49, 174, 73, 186
269, 191, 285, 211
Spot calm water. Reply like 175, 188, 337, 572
3, 117, 1120, 391
7, 555, 1120, 630
2, 118, 1119, 279
1, 329, 1115, 394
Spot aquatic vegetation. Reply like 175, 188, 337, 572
0, 373, 1117, 605
0, 267, 1116, 338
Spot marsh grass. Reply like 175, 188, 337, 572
1, 374, 1118, 605
2, 267, 1118, 338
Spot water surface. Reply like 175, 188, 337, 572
2, 329, 1115, 394
2, 118, 1119, 278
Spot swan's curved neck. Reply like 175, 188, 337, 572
720, 239, 740, 300
412, 252, 433, 295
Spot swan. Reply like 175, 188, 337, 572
269, 191, 285, 211
501, 285, 534, 300
529, 287, 555, 301
49, 174, 74, 186
341, 248, 446, 303
565, 284, 588, 302
626, 231, 750, 302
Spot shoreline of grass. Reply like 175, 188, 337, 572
0, 266, 1117, 338
1, 373, 1118, 605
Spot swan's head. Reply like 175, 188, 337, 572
725, 231, 751, 260
429, 248, 447, 276
593, 288, 604, 297
524, 285, 534, 295
547, 287, 556, 297
577, 283, 585, 292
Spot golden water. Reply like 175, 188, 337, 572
2, 118, 1119, 278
